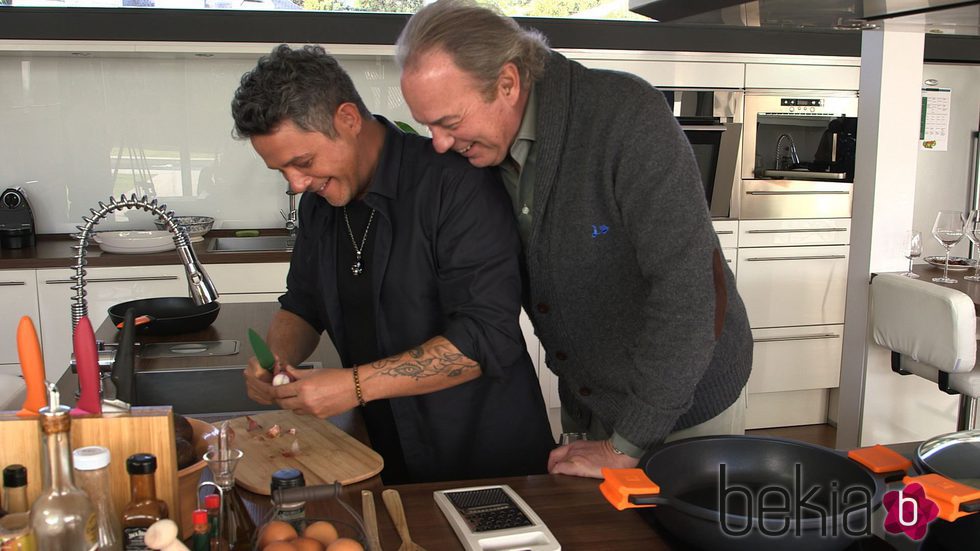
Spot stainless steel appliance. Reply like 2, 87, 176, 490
0, 187, 36, 249
739, 90, 858, 219
663, 88, 743, 217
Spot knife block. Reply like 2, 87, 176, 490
0, 407, 179, 534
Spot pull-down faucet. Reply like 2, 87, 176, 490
281, 189, 299, 237
69, 193, 219, 411
775, 133, 801, 170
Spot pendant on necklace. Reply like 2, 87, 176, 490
351, 253, 364, 276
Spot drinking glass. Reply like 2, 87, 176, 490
932, 210, 965, 284
902, 230, 922, 278
964, 210, 980, 281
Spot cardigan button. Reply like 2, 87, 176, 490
555, 351, 568, 361
536, 303, 550, 314
578, 386, 592, 397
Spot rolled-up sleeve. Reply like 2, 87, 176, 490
435, 168, 527, 379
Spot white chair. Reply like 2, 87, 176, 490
870, 273, 980, 430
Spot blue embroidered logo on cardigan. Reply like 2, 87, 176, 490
591, 224, 609, 238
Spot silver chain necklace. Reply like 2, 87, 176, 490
343, 206, 376, 277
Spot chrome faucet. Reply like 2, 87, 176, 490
281, 189, 299, 237
70, 194, 218, 327
775, 133, 801, 170
69, 194, 219, 411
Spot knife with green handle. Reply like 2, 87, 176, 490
248, 328, 276, 373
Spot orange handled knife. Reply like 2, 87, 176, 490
16, 316, 47, 417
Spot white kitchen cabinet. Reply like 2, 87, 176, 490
746, 389, 831, 429
0, 269, 40, 377
575, 59, 744, 89
736, 245, 849, 328
744, 64, 861, 91
747, 324, 843, 393
36, 265, 188, 382
713, 220, 739, 277
736, 218, 850, 428
202, 262, 289, 304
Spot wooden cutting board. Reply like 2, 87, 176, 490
226, 410, 383, 495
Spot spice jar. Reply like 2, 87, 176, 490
73, 446, 122, 551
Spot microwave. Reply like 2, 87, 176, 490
663, 89, 743, 218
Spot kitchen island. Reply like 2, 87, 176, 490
62, 301, 907, 550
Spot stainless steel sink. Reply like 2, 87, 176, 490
207, 236, 295, 252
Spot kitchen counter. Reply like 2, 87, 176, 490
0, 230, 291, 269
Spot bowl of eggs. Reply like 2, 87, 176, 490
255, 519, 366, 551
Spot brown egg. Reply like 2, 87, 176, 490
291, 537, 325, 551
325, 538, 364, 551
303, 521, 339, 546
257, 520, 299, 549
264, 542, 297, 551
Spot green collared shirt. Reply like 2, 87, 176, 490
498, 87, 538, 248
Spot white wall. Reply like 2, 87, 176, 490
0, 52, 413, 234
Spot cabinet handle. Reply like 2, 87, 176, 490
746, 228, 848, 234
0, 281, 27, 286
746, 191, 850, 195
45, 275, 181, 284
714, 230, 735, 235
745, 255, 846, 261
754, 333, 841, 343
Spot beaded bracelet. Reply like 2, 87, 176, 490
352, 365, 366, 407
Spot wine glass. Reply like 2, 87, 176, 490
964, 210, 980, 281
902, 230, 922, 278
932, 210, 965, 284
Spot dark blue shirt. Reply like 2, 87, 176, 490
279, 118, 553, 482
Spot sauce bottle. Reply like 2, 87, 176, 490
121, 454, 168, 551
2, 465, 29, 515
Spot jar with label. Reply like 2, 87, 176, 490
121, 454, 168, 551
270, 468, 306, 531
73, 447, 122, 551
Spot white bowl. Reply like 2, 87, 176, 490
93, 231, 176, 254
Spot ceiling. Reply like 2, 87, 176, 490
628, 0, 980, 36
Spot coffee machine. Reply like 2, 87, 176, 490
0, 187, 37, 249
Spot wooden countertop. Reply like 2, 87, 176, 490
0, 230, 291, 269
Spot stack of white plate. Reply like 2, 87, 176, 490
93, 231, 176, 254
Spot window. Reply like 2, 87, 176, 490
4, 0, 648, 21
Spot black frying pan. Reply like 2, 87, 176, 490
626, 436, 885, 551
107, 297, 219, 336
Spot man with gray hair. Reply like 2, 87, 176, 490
234, 44, 554, 483
398, 0, 753, 479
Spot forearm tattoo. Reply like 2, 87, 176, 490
368, 339, 478, 381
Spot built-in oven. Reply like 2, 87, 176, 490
663, 89, 742, 218
739, 90, 858, 219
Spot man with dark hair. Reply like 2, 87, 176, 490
398, 0, 753, 479
234, 44, 553, 483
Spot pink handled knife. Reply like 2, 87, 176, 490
71, 316, 102, 416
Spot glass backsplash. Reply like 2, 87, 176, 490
0, 52, 415, 234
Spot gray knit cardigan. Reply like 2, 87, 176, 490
523, 52, 754, 451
